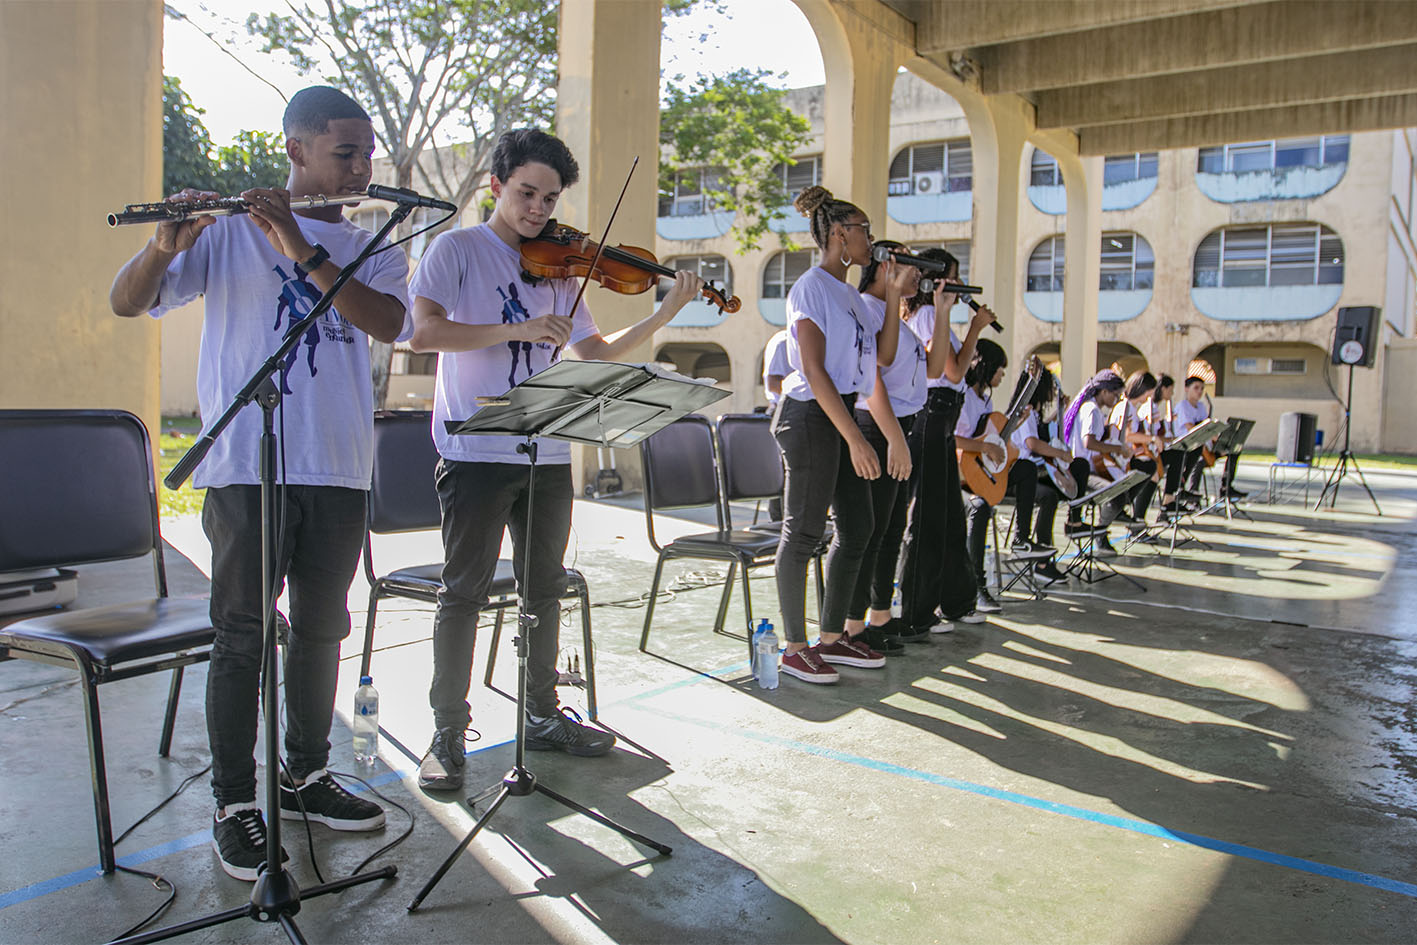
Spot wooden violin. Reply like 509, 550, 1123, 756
520, 221, 741, 315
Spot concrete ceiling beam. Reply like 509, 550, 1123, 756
891, 0, 1249, 53
1035, 43, 1417, 129
1076, 92, 1417, 154
967, 1, 1417, 94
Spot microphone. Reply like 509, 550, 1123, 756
959, 294, 1004, 333
873, 244, 952, 272
366, 184, 457, 212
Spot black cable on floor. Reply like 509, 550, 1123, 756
326, 769, 416, 875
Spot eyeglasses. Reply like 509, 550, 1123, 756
839, 222, 872, 239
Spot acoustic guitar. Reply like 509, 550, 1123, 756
1090, 399, 1132, 482
1040, 389, 1078, 499
959, 357, 1042, 506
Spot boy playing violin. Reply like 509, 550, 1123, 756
407, 129, 703, 789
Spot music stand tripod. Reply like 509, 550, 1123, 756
1315, 364, 1382, 515
111, 206, 412, 945
408, 358, 727, 912
1063, 470, 1148, 592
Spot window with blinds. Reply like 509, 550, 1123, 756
772, 155, 822, 201
1099, 232, 1155, 291
658, 166, 726, 217
1197, 135, 1350, 173
761, 249, 821, 299
1193, 224, 1345, 287
1027, 237, 1065, 292
656, 254, 733, 301
906, 241, 972, 283
1030, 150, 1062, 187
1102, 153, 1159, 186
887, 139, 973, 196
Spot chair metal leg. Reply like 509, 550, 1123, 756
639, 554, 669, 651
80, 674, 116, 874
712, 560, 737, 635
360, 584, 382, 679
158, 666, 183, 757
484, 607, 505, 690
738, 556, 756, 663
576, 580, 597, 721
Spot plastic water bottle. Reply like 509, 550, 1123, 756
752, 619, 779, 690
352, 676, 379, 765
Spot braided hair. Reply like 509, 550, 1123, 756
1062, 369, 1124, 445
795, 185, 864, 252
857, 240, 903, 293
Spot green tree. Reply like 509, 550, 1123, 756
659, 69, 813, 253
214, 130, 289, 193
163, 74, 217, 195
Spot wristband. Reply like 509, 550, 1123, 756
298, 244, 329, 273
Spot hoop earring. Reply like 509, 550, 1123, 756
840, 250, 852, 268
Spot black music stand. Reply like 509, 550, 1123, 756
1064, 470, 1148, 590
1199, 418, 1255, 522
1131, 419, 1227, 556
407, 359, 727, 912
112, 208, 411, 945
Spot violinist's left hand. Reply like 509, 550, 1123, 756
659, 270, 705, 315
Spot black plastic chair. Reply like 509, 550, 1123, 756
638, 415, 782, 659
360, 411, 596, 718
0, 409, 214, 874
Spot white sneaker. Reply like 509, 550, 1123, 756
959, 611, 987, 624
930, 618, 955, 634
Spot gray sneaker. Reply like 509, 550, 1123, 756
525, 708, 616, 757
418, 727, 466, 792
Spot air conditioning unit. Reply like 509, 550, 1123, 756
913, 172, 945, 195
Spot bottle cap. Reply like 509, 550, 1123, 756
359, 675, 373, 686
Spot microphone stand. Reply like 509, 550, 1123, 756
109, 203, 411, 945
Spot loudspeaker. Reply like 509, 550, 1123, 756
1330, 306, 1379, 367
1276, 411, 1318, 464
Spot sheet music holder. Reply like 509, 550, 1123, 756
409, 358, 728, 912
1064, 470, 1148, 590
1211, 417, 1254, 457
1170, 417, 1226, 453
444, 359, 727, 447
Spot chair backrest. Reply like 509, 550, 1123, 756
0, 409, 165, 594
639, 415, 724, 550
368, 411, 442, 534
715, 412, 783, 501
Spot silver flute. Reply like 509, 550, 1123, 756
106, 192, 368, 227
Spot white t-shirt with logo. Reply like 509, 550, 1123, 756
1012, 413, 1043, 466
762, 329, 791, 408
906, 305, 965, 392
1069, 400, 1107, 463
856, 294, 927, 417
409, 225, 599, 465
1173, 398, 1209, 436
955, 387, 993, 439
780, 267, 882, 402
152, 213, 411, 490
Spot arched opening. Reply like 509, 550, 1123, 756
653, 342, 732, 385
1025, 342, 1149, 389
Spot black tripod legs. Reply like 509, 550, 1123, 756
406, 767, 672, 913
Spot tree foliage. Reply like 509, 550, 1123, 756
162, 75, 286, 195
247, 0, 558, 212
659, 69, 813, 253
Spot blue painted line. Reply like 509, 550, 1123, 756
629, 703, 1417, 900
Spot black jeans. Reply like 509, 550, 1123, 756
966, 461, 1037, 587
1029, 464, 1065, 545
898, 388, 975, 627
849, 410, 916, 618
1126, 457, 1158, 517
429, 460, 572, 728
1066, 458, 1092, 524
772, 395, 874, 645
203, 484, 366, 808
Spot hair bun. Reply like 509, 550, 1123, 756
794, 184, 833, 217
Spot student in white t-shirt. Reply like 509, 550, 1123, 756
762, 329, 791, 409
406, 129, 704, 789
896, 249, 996, 634
110, 87, 407, 881
955, 339, 1022, 613
1111, 370, 1161, 525
772, 185, 906, 685
1010, 369, 1074, 584
1172, 375, 1213, 496
1062, 369, 1129, 551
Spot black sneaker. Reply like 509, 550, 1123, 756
855, 626, 906, 655
212, 803, 289, 882
1033, 561, 1066, 585
525, 708, 616, 757
1222, 486, 1248, 499
881, 616, 930, 641
975, 589, 1002, 613
1095, 538, 1119, 558
418, 727, 466, 792
280, 769, 384, 831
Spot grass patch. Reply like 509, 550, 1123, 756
159, 416, 205, 519
1241, 451, 1417, 471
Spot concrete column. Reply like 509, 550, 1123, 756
0, 0, 164, 437
556, 0, 662, 491
969, 95, 1031, 365
1056, 152, 1104, 393
795, 0, 906, 232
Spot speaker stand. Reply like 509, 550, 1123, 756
1315, 365, 1381, 515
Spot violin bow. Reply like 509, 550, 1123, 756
552, 155, 639, 360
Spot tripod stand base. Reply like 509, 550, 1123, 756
107, 865, 397, 945
407, 769, 672, 913
1314, 449, 1382, 515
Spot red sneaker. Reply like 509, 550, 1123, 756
818, 635, 886, 668
779, 645, 840, 684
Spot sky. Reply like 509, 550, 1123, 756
162, 0, 826, 148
